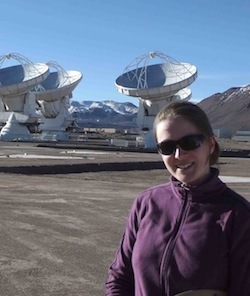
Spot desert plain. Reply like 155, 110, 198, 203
0, 141, 249, 296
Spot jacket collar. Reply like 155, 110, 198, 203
170, 168, 227, 202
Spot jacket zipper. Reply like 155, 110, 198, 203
160, 188, 190, 296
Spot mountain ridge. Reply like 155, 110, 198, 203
197, 85, 250, 133
69, 100, 138, 128
70, 85, 250, 133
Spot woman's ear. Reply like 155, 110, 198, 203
209, 136, 216, 155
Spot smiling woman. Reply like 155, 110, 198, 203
105, 101, 250, 296
154, 102, 219, 186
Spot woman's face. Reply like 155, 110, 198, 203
156, 116, 215, 186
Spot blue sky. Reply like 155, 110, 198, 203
1, 0, 250, 106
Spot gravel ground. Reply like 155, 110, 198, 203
0, 142, 249, 296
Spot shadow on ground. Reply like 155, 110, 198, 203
0, 161, 165, 175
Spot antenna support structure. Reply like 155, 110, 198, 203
115, 51, 198, 148
0, 52, 82, 142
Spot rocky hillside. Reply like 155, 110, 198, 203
198, 85, 250, 133
69, 86, 250, 132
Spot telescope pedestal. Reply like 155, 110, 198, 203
0, 112, 33, 141
37, 97, 74, 142
137, 97, 176, 148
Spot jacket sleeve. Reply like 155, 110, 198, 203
228, 202, 250, 296
105, 195, 144, 296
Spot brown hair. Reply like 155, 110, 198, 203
153, 101, 220, 165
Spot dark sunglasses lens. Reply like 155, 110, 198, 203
179, 135, 204, 151
157, 141, 175, 155
157, 135, 204, 155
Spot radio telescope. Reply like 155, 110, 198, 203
0, 53, 49, 141
115, 51, 198, 148
31, 62, 82, 141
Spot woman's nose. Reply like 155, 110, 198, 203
174, 146, 186, 158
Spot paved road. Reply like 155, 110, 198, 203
0, 142, 249, 295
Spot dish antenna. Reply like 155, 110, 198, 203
0, 53, 49, 112
115, 51, 197, 148
0, 53, 49, 141
31, 61, 82, 141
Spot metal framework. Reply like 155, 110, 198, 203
122, 51, 195, 89
0, 52, 45, 75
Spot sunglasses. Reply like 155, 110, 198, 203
157, 134, 205, 155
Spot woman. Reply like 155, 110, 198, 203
105, 101, 250, 296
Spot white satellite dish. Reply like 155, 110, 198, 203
0, 64, 49, 97
30, 62, 83, 141
31, 62, 82, 102
115, 51, 197, 100
115, 51, 198, 148
0, 53, 49, 96
0, 53, 50, 141
0, 53, 49, 112
144, 88, 192, 107
173, 88, 192, 101
0, 53, 82, 142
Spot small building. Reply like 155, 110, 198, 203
212, 127, 232, 139
232, 130, 250, 142
82, 127, 116, 134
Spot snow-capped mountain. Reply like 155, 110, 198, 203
69, 100, 138, 128
69, 100, 138, 115
69, 86, 250, 132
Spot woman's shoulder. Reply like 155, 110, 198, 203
140, 181, 172, 194
135, 181, 173, 204
128, 181, 174, 218
224, 187, 250, 213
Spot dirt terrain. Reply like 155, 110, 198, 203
0, 142, 249, 295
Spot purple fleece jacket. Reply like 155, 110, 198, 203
105, 168, 250, 296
